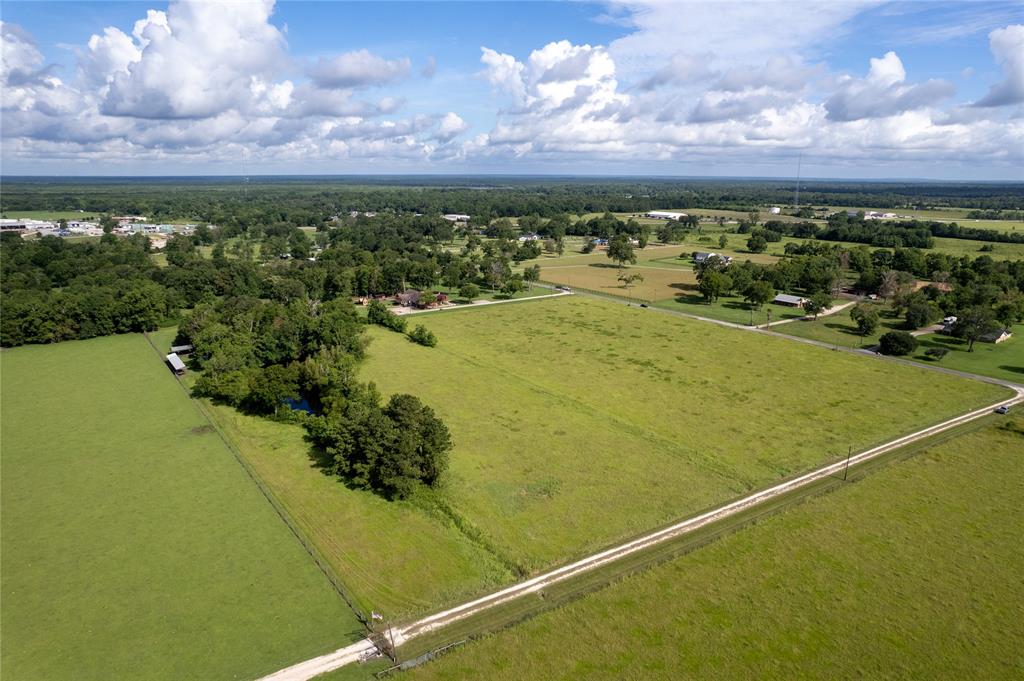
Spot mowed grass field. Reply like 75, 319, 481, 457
406, 413, 1024, 681
360, 297, 1008, 573
0, 334, 363, 681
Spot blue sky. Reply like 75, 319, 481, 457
1, 1, 1022, 178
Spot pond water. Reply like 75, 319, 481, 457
283, 396, 315, 414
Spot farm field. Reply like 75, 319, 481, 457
205, 404, 513, 618
538, 262, 697, 301
0, 333, 363, 681
359, 297, 1008, 574
405, 412, 1024, 681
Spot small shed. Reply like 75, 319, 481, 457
773, 294, 808, 308
166, 353, 186, 376
170, 344, 194, 355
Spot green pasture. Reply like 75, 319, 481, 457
406, 412, 1024, 681
206, 404, 513, 619
360, 297, 1007, 574
0, 333, 362, 681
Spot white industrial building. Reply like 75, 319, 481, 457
645, 211, 686, 221
442, 213, 471, 222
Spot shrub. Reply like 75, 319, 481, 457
879, 330, 919, 356
408, 325, 438, 347
367, 299, 407, 333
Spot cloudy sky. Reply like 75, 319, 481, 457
1, 0, 1022, 179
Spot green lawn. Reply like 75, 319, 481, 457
774, 301, 904, 348
0, 333, 363, 681
405, 412, 1024, 681
359, 297, 1008, 573
778, 313, 1024, 384
652, 293, 807, 326
912, 324, 1024, 383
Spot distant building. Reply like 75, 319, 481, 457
1, 218, 55, 231
170, 344, 194, 355
442, 213, 471, 222
768, 207, 782, 215
395, 289, 422, 306
165, 353, 187, 376
693, 252, 732, 265
773, 294, 808, 308
645, 211, 686, 221
980, 328, 1013, 344
518, 232, 540, 242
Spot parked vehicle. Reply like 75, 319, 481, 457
995, 405, 1010, 414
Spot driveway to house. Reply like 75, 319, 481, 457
763, 300, 856, 328
911, 323, 944, 337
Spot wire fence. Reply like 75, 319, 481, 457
538, 279, 653, 306
374, 640, 467, 678
142, 331, 372, 631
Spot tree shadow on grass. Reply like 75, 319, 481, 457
998, 365, 1024, 375
919, 335, 966, 350
673, 293, 709, 305
669, 282, 699, 293
589, 263, 622, 269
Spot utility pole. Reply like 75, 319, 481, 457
794, 153, 802, 212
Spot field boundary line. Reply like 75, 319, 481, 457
140, 331, 372, 632
258, 384, 1023, 681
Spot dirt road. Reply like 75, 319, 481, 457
258, 384, 1023, 681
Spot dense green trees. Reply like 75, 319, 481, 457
305, 387, 451, 499
0, 234, 173, 345
743, 280, 775, 310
